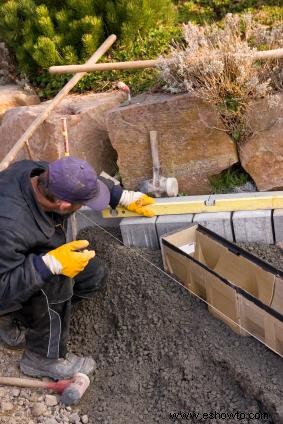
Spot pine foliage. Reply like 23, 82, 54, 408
0, 0, 176, 74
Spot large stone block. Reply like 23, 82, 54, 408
0, 91, 126, 175
240, 94, 283, 191
0, 84, 40, 119
106, 93, 238, 194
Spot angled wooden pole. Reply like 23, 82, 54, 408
60, 117, 77, 241
0, 34, 117, 172
48, 47, 283, 75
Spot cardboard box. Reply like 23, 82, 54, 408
161, 224, 283, 356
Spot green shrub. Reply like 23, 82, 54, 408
176, 0, 283, 25
1, 0, 281, 99
33, 24, 181, 99
0, 0, 176, 81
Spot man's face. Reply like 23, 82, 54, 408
31, 175, 84, 214
41, 200, 83, 215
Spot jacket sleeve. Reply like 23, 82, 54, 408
0, 227, 45, 311
98, 175, 123, 209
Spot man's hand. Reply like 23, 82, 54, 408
42, 240, 95, 278
119, 190, 156, 217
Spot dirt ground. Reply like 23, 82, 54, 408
70, 225, 283, 424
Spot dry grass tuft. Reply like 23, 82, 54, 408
159, 14, 283, 146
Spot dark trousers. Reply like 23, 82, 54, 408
19, 257, 107, 358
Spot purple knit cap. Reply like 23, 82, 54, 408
48, 156, 110, 211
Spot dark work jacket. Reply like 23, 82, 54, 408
0, 160, 121, 312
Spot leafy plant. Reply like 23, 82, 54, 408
176, 0, 283, 25
32, 24, 181, 98
209, 165, 251, 193
0, 0, 177, 76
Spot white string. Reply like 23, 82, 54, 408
77, 211, 283, 358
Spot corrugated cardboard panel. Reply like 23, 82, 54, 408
273, 320, 283, 356
161, 224, 197, 248
195, 231, 223, 269
206, 273, 242, 334
196, 230, 275, 305
238, 295, 266, 341
213, 251, 275, 305
254, 268, 277, 305
161, 223, 283, 355
213, 250, 258, 297
238, 295, 283, 356
162, 244, 190, 287
270, 276, 283, 315
187, 259, 207, 299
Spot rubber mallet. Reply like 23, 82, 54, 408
0, 372, 90, 405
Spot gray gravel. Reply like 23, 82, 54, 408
70, 226, 283, 424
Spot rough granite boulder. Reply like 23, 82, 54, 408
106, 93, 238, 194
240, 95, 283, 191
0, 84, 40, 119
0, 91, 126, 175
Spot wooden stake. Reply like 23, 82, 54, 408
61, 117, 70, 156
48, 47, 283, 75
0, 34, 117, 172
60, 117, 77, 241
24, 140, 34, 160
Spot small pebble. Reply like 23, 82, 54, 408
45, 418, 58, 424
70, 412, 81, 423
0, 400, 14, 411
45, 394, 59, 406
32, 402, 47, 417
11, 388, 21, 397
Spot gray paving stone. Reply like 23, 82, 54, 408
156, 214, 193, 241
193, 212, 234, 241
120, 217, 158, 249
233, 210, 274, 243
273, 209, 283, 243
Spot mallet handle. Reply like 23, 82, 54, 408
150, 130, 160, 189
0, 376, 46, 389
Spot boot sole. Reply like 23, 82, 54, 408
20, 363, 67, 381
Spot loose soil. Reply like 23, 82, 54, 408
70, 226, 283, 424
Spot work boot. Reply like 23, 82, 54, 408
0, 314, 26, 349
20, 349, 96, 380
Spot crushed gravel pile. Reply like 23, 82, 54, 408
0, 226, 281, 424
69, 226, 283, 424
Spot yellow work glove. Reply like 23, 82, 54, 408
119, 190, 156, 217
42, 240, 95, 278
